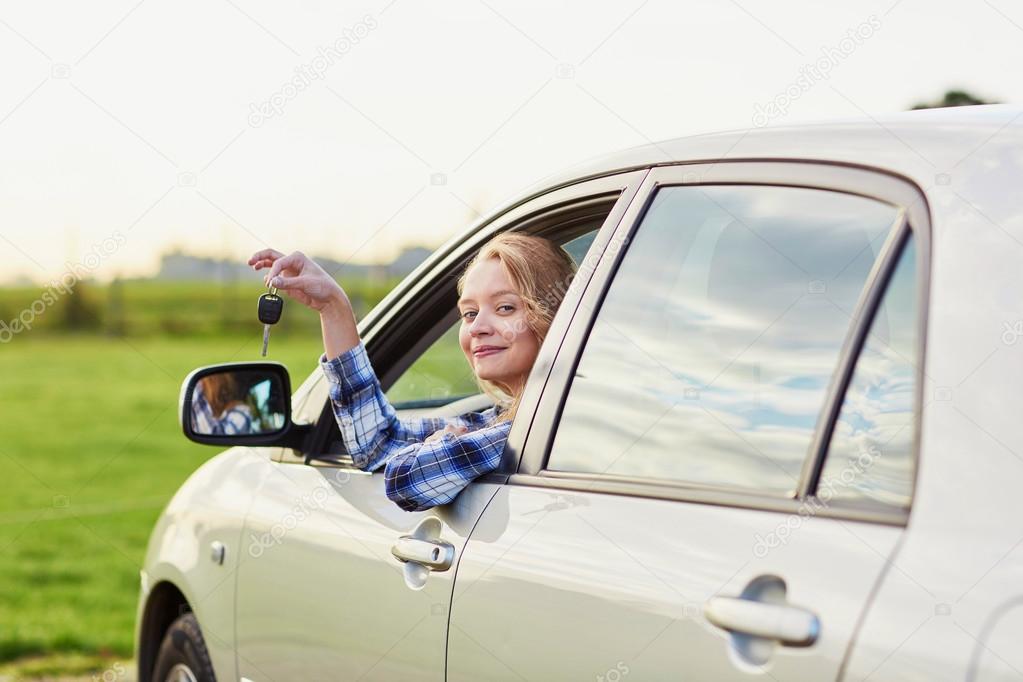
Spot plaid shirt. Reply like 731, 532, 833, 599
319, 341, 511, 512
191, 388, 254, 435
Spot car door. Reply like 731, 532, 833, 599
447, 162, 929, 680
231, 171, 648, 681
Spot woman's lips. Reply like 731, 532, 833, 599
474, 347, 505, 358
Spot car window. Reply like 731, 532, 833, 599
560, 230, 599, 264
386, 322, 479, 407
545, 184, 902, 495
385, 227, 603, 409
817, 235, 918, 509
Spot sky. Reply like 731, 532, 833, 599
1, 0, 1021, 285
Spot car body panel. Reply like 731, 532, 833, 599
233, 464, 498, 681
839, 114, 1023, 680
448, 485, 900, 680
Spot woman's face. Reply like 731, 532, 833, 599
458, 257, 540, 396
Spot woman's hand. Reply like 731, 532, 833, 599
248, 249, 347, 313
424, 424, 469, 444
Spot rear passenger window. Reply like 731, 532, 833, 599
817, 235, 918, 509
546, 185, 901, 495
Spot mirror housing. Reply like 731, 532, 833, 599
179, 362, 312, 450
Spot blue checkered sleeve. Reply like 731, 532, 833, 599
191, 390, 253, 436
319, 340, 511, 511
382, 424, 511, 511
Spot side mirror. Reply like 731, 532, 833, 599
179, 363, 312, 449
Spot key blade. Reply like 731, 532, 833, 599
261, 324, 271, 356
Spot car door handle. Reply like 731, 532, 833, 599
391, 536, 455, 571
703, 596, 820, 647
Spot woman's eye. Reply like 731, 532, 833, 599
461, 305, 512, 320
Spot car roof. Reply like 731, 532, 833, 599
517, 104, 1023, 199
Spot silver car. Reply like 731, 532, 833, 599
136, 104, 1023, 681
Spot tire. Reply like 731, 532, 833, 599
152, 612, 218, 682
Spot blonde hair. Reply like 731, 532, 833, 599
457, 232, 577, 424
200, 374, 247, 417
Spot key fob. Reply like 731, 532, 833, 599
258, 292, 283, 324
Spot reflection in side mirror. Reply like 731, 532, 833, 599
180, 362, 311, 449
191, 369, 286, 436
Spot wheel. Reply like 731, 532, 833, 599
152, 612, 217, 682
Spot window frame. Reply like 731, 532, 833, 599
511, 160, 931, 526
800, 220, 918, 508
276, 169, 651, 469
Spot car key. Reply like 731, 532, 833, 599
258, 285, 283, 356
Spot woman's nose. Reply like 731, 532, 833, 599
468, 311, 494, 335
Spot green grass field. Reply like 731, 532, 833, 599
0, 278, 480, 678
0, 334, 325, 662
0, 277, 357, 679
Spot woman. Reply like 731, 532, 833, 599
191, 373, 255, 436
248, 233, 577, 511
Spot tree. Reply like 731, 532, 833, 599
911, 89, 998, 110
58, 280, 103, 331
